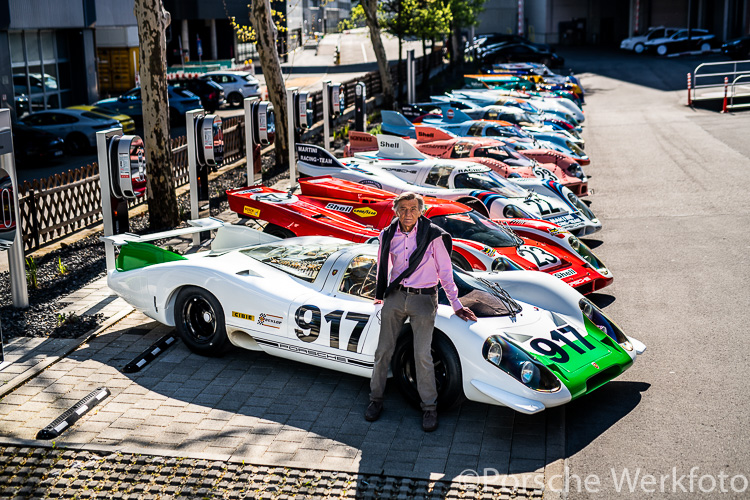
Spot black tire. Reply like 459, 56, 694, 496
656, 44, 668, 56
451, 251, 471, 271
263, 223, 295, 238
65, 133, 89, 155
392, 329, 465, 410
174, 286, 230, 356
228, 92, 243, 108
634, 43, 645, 54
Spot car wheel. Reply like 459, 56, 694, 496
634, 43, 645, 54
451, 252, 472, 271
228, 92, 243, 108
263, 223, 295, 238
656, 45, 668, 56
700, 42, 712, 52
64, 133, 89, 155
174, 286, 230, 356
392, 329, 465, 410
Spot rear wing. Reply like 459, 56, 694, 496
296, 143, 347, 169
374, 134, 427, 160
345, 131, 379, 156
433, 106, 474, 124
415, 126, 457, 143
101, 218, 227, 247
381, 110, 415, 129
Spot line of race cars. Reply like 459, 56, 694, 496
105, 62, 646, 415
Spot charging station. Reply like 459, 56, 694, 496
244, 98, 276, 185
407, 49, 416, 104
353, 82, 367, 132
96, 128, 148, 271
322, 80, 344, 151
286, 88, 313, 187
0, 109, 27, 370
187, 110, 224, 245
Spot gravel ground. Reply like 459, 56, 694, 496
0, 152, 279, 341
0, 446, 542, 499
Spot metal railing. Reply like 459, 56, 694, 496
729, 74, 750, 110
691, 59, 750, 102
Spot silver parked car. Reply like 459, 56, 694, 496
200, 71, 261, 108
20, 109, 119, 155
620, 27, 680, 54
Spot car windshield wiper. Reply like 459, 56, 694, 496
479, 278, 522, 318
496, 220, 524, 247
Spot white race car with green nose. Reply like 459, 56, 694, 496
104, 219, 645, 413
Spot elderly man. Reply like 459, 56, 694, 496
365, 192, 477, 432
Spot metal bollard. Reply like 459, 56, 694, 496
721, 76, 728, 113
687, 73, 692, 106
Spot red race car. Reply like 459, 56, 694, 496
227, 176, 612, 294
346, 128, 589, 196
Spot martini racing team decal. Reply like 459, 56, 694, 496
383, 167, 418, 174
232, 311, 255, 321
325, 203, 353, 213
353, 207, 377, 218
545, 212, 584, 227
258, 313, 283, 329
244, 206, 261, 217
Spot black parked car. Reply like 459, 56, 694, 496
481, 42, 565, 68
170, 78, 225, 112
12, 123, 65, 165
471, 33, 553, 55
722, 36, 750, 60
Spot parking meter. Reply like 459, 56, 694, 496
354, 82, 367, 132
186, 110, 223, 245
244, 98, 276, 185
286, 88, 313, 188
322, 81, 344, 150
97, 128, 147, 273
196, 114, 224, 168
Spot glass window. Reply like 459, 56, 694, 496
338, 256, 377, 298
51, 113, 77, 124
450, 141, 474, 159
454, 171, 528, 197
467, 122, 485, 137
25, 32, 40, 64
41, 32, 55, 63
240, 241, 353, 282
10, 33, 25, 65
425, 165, 453, 188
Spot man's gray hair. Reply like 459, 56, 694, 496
393, 191, 425, 212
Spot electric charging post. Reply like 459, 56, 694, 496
354, 82, 367, 132
186, 109, 207, 247
96, 127, 125, 272
286, 87, 299, 187
322, 80, 344, 151
407, 49, 416, 104
243, 96, 261, 185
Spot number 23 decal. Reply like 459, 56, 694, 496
529, 325, 595, 363
518, 245, 558, 268
294, 305, 370, 352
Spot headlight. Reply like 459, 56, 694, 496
503, 205, 530, 218
568, 163, 584, 179
579, 298, 631, 349
492, 257, 523, 272
482, 336, 561, 392
566, 191, 597, 221
568, 235, 607, 270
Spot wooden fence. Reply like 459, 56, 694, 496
17, 50, 445, 254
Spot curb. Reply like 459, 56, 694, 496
0, 305, 134, 399
543, 406, 567, 499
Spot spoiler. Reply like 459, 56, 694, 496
381, 110, 415, 129
296, 143, 347, 169
415, 126, 457, 143
433, 106, 474, 124
346, 131, 379, 154
374, 134, 426, 160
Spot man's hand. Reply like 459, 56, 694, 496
374, 299, 383, 305
455, 307, 477, 322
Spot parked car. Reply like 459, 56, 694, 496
200, 71, 261, 107
94, 86, 202, 123
722, 35, 750, 60
67, 105, 136, 134
471, 33, 553, 56
481, 42, 565, 68
620, 27, 680, 54
645, 29, 716, 56
170, 78, 225, 112
19, 109, 119, 155
11, 123, 65, 164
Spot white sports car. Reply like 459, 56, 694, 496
297, 139, 601, 236
104, 220, 645, 413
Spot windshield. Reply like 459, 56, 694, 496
438, 271, 523, 317
454, 171, 528, 197
473, 145, 534, 167
430, 211, 522, 248
240, 240, 353, 282
486, 124, 532, 139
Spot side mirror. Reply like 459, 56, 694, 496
108, 135, 147, 199
196, 114, 224, 167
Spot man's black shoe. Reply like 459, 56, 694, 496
365, 401, 383, 422
422, 410, 438, 432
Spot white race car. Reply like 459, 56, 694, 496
104, 219, 645, 413
297, 140, 601, 236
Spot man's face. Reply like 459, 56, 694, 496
395, 198, 421, 231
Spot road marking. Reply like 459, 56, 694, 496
361, 43, 367, 63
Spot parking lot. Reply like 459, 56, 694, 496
1, 47, 749, 498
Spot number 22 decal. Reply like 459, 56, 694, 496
294, 305, 370, 352
523, 197, 555, 215
529, 325, 595, 363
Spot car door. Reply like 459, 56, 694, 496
285, 252, 380, 372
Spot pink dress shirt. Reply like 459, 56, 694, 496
379, 219, 464, 311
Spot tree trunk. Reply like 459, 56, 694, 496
251, 0, 288, 170
362, 0, 394, 109
451, 24, 464, 68
133, 0, 178, 230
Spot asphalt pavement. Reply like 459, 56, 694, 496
556, 47, 750, 499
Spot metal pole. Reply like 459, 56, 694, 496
287, 87, 298, 188
244, 97, 259, 184
322, 80, 331, 151
96, 127, 124, 273
186, 109, 204, 246
406, 50, 415, 104
721, 76, 728, 113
